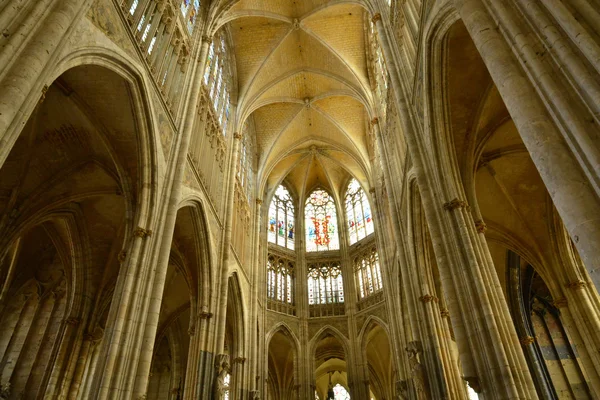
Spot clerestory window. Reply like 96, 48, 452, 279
268, 185, 295, 250
345, 179, 374, 244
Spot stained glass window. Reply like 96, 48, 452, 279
267, 255, 294, 304
307, 262, 344, 305
345, 179, 374, 244
333, 384, 351, 400
180, 0, 200, 34
268, 185, 295, 250
354, 248, 383, 299
305, 190, 339, 252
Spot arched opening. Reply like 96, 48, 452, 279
442, 19, 598, 397
267, 328, 297, 399
314, 331, 350, 400
0, 61, 150, 397
362, 321, 394, 400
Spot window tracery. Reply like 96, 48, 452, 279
354, 248, 383, 299
305, 189, 339, 252
345, 179, 374, 244
267, 254, 295, 304
307, 262, 344, 305
268, 185, 295, 250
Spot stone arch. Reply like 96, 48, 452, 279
266, 323, 300, 400
358, 316, 394, 400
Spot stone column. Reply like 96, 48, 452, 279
0, 0, 95, 167
452, 0, 600, 291
248, 199, 263, 396
92, 31, 212, 399
213, 131, 243, 355
372, 11, 538, 399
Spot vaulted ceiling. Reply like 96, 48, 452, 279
219, 0, 376, 202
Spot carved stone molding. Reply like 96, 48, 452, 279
118, 250, 127, 263
371, 13, 382, 23
443, 198, 469, 211
134, 227, 152, 238
475, 219, 487, 234
566, 280, 586, 290
519, 336, 535, 346
419, 294, 438, 303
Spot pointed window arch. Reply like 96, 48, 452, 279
268, 185, 295, 250
305, 189, 339, 252
345, 179, 374, 244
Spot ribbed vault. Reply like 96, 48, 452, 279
220, 0, 375, 201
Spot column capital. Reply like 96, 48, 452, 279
133, 227, 152, 238
419, 294, 438, 303
475, 219, 487, 234
553, 298, 568, 308
202, 35, 212, 44
371, 13, 382, 23
256, 198, 263, 205
233, 132, 242, 140
232, 356, 246, 364
443, 198, 469, 211
371, 117, 379, 125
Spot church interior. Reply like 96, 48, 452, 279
0, 0, 599, 399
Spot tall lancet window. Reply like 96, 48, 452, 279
305, 189, 339, 252
345, 179, 374, 244
268, 185, 295, 250
307, 262, 344, 304
180, 0, 200, 34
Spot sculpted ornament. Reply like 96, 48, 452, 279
395, 380, 408, 400
406, 341, 430, 400
214, 354, 230, 399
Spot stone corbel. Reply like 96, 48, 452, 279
443, 198, 469, 211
